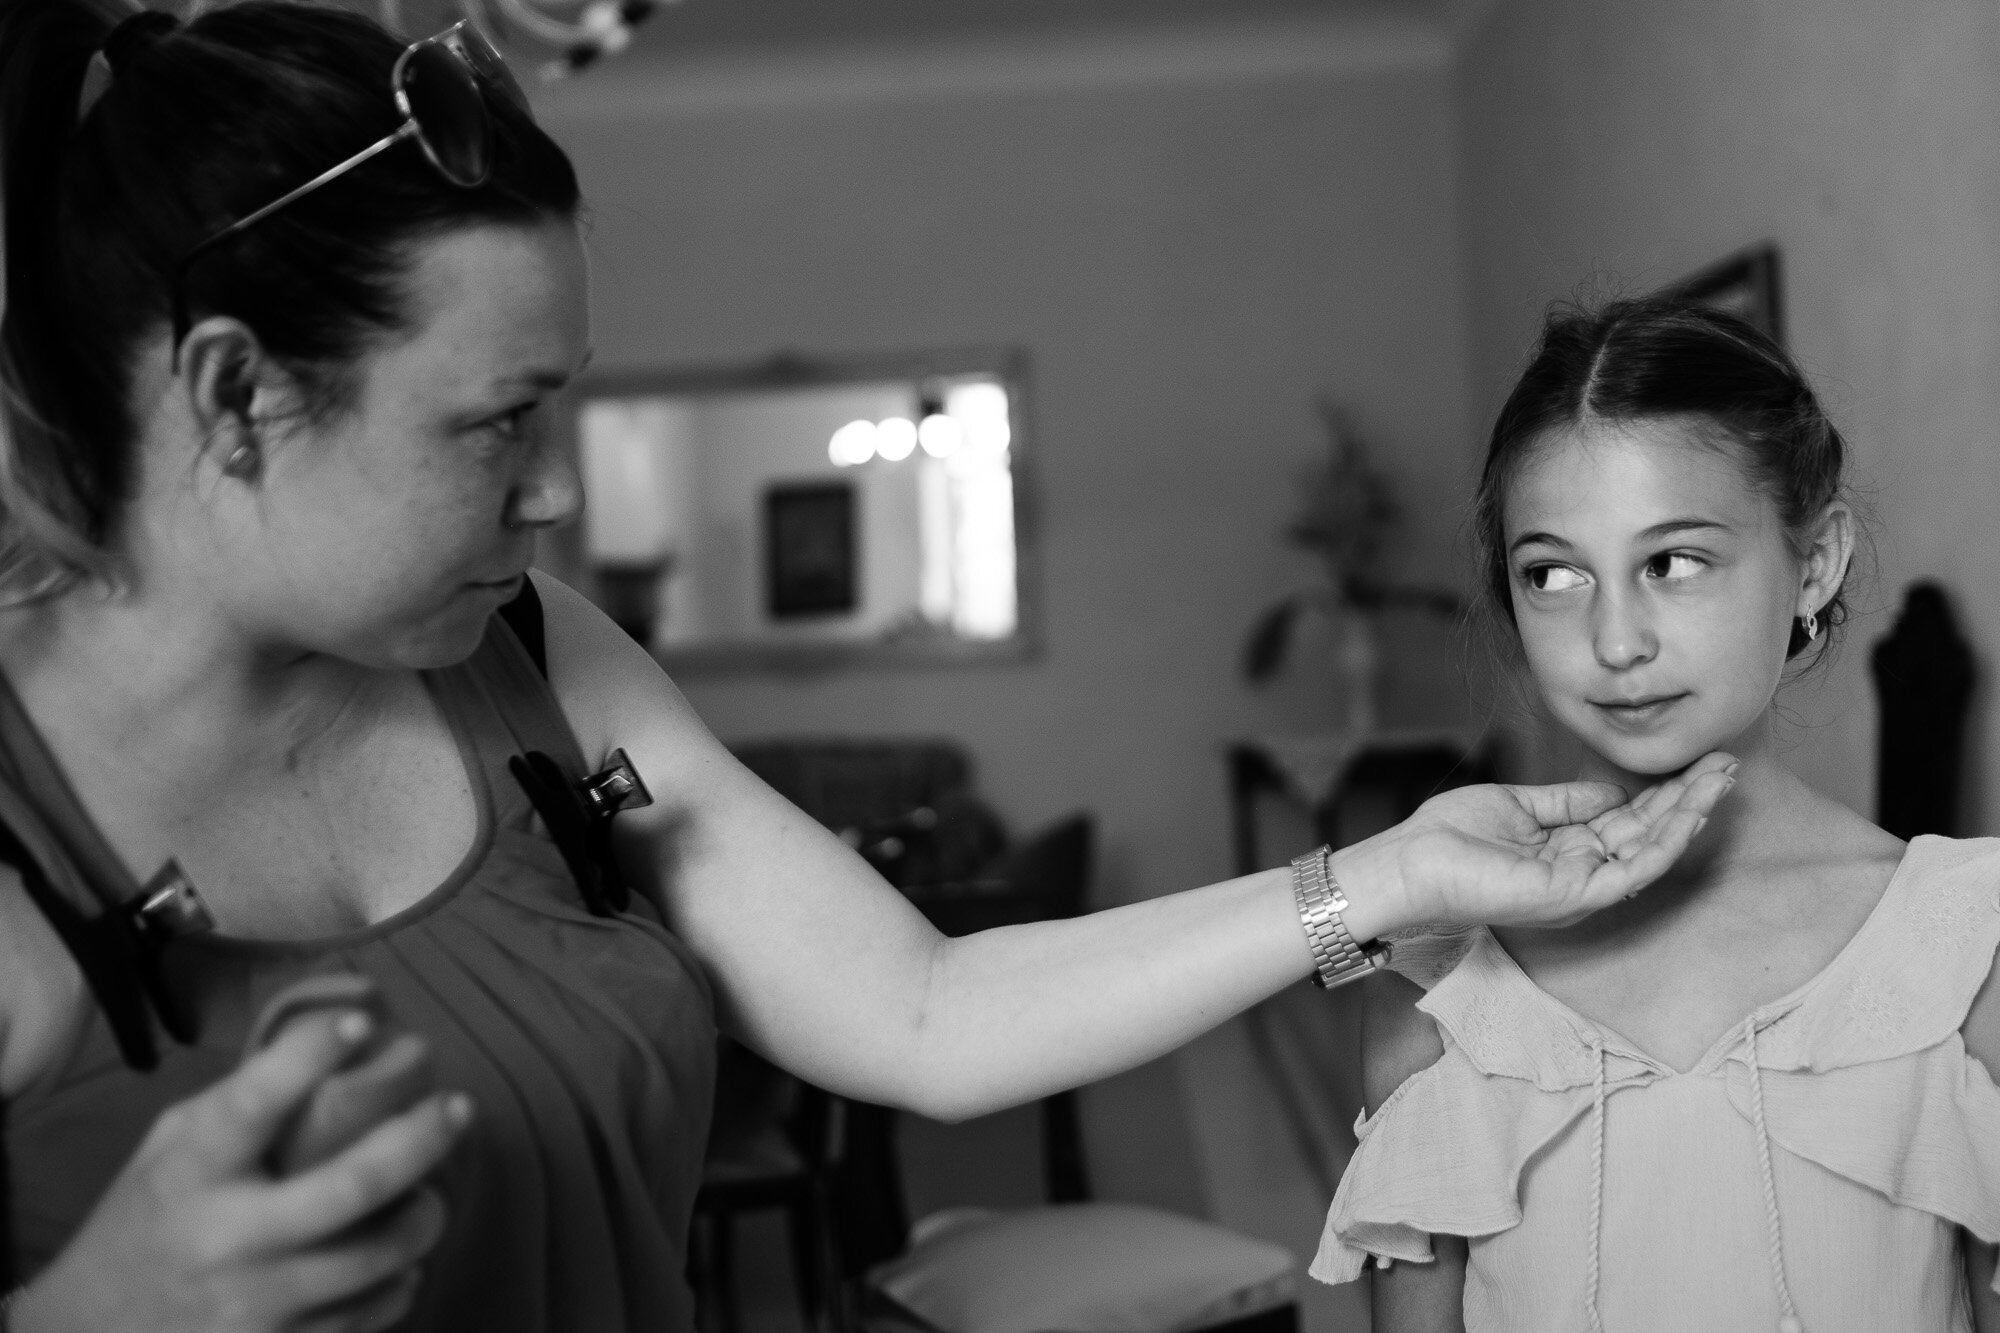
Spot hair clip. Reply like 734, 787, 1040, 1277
114, 860, 211, 1048
0, 828, 209, 1070
75, 50, 113, 123
580, 748, 652, 817
126, 859, 215, 943
510, 749, 642, 916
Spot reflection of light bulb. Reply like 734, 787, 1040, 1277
947, 381, 1008, 423
829, 419, 876, 467
965, 419, 1012, 455
918, 413, 963, 458
876, 417, 918, 461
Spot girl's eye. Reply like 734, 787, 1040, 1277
1645, 551, 1706, 580
1523, 564, 1587, 593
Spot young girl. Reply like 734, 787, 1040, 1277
1315, 297, 2000, 1332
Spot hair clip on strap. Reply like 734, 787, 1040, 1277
76, 50, 114, 122
581, 748, 652, 817
127, 859, 216, 943
509, 748, 652, 917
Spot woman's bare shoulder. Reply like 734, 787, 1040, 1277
528, 572, 728, 772
1361, 970, 1445, 1113
526, 571, 788, 839
0, 865, 91, 1099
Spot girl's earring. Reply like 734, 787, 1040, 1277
1801, 609, 1819, 642
221, 443, 259, 481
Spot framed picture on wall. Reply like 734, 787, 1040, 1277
1667, 242, 1784, 344
765, 481, 858, 619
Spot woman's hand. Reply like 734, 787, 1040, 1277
1334, 751, 1739, 937
11, 1010, 470, 1333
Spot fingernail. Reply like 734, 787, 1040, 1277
336, 1011, 373, 1044
443, 1092, 474, 1130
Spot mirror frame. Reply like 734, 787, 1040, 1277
544, 346, 1040, 675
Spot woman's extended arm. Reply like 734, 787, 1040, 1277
536, 575, 1731, 1120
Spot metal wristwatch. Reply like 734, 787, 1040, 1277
1291, 844, 1389, 989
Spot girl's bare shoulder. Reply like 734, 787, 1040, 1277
1360, 970, 1445, 1112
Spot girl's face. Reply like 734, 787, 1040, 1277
204, 219, 591, 669
1501, 419, 1840, 783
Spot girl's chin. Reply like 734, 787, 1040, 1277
1578, 731, 1717, 782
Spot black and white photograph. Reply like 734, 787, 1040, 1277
0, 1, 1995, 1332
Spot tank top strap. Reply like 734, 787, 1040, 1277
0, 671, 140, 918
437, 597, 652, 922
433, 592, 596, 788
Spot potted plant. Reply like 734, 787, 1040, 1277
1242, 400, 1461, 731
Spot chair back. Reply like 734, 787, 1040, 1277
828, 813, 1097, 1281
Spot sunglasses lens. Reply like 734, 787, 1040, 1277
442, 23, 532, 117
398, 42, 492, 186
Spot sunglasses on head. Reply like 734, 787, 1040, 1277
169, 20, 530, 351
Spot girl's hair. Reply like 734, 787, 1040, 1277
0, 0, 580, 593
1473, 295, 1851, 661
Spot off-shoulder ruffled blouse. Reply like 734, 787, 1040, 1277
1314, 835, 2000, 1333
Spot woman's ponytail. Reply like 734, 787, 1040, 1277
0, 0, 123, 594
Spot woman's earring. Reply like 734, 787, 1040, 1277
1801, 609, 1819, 642
220, 443, 259, 481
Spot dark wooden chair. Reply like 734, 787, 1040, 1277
690, 1041, 845, 1333
827, 814, 1302, 1333
692, 739, 1015, 1333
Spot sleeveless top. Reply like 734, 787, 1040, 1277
2, 611, 718, 1332
1313, 835, 2000, 1333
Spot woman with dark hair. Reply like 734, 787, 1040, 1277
1324, 296, 2000, 1332
0, 6, 1734, 1330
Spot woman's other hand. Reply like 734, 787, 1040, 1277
1334, 751, 1739, 937
10, 1010, 470, 1333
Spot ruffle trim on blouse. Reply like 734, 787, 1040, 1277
1309, 1049, 1609, 1283
1314, 837, 2000, 1291
1722, 1039, 2000, 1289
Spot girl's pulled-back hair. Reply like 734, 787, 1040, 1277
0, 0, 580, 594
1474, 295, 1851, 660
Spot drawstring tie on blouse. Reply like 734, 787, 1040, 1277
1582, 1023, 1804, 1333
1586, 1034, 1608, 1333
1745, 1017, 1804, 1333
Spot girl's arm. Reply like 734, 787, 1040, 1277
1964, 956, 2000, 1330
1361, 972, 1464, 1333
536, 575, 1727, 1119
1969, 1242, 2000, 1333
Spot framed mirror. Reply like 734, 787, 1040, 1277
550, 348, 1034, 672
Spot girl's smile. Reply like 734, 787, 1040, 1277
1591, 692, 1689, 730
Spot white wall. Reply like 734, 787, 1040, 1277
543, 19, 1479, 901
1454, 0, 2000, 827
536, 15, 1480, 1213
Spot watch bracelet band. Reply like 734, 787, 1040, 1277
1291, 844, 1389, 989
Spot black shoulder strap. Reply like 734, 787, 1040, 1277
498, 577, 549, 680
